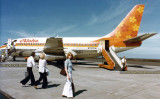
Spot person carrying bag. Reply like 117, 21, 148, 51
62, 52, 75, 98
20, 52, 36, 86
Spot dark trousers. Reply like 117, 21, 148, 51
35, 72, 48, 88
20, 67, 35, 85
122, 63, 126, 71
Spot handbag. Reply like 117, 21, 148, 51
46, 71, 49, 76
45, 68, 49, 76
60, 69, 66, 76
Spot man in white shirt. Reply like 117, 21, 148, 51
20, 52, 36, 86
5, 49, 8, 58
121, 56, 127, 71
1, 52, 5, 62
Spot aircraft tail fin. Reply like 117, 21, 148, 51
104, 5, 145, 39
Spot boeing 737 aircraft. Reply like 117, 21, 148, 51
0, 5, 157, 70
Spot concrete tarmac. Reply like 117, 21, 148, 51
0, 58, 160, 99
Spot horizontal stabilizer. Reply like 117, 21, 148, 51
124, 33, 157, 43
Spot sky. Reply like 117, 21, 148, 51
0, 0, 160, 59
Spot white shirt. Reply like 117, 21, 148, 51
38, 59, 47, 73
121, 58, 126, 63
8, 45, 10, 49
5, 50, 8, 56
27, 56, 36, 67
1, 55, 4, 58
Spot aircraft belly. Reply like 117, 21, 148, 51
74, 50, 101, 59
11, 49, 35, 57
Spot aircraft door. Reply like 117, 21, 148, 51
105, 40, 109, 51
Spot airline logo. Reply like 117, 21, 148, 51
20, 39, 38, 43
16, 38, 44, 47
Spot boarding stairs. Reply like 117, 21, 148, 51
98, 46, 123, 70
5, 39, 17, 61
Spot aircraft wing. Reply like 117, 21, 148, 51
43, 37, 65, 55
123, 33, 157, 43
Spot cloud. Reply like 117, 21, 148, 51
36, 24, 77, 37
53, 25, 77, 33
9, 30, 34, 38
87, 14, 98, 25
87, 1, 131, 26
118, 46, 160, 59
7, 24, 77, 38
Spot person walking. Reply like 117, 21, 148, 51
20, 52, 36, 86
34, 53, 48, 89
62, 52, 74, 98
1, 52, 5, 62
5, 48, 8, 58
121, 56, 127, 71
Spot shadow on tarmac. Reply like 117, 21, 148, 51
47, 84, 61, 88
22, 85, 31, 87
36, 84, 61, 89
73, 62, 98, 66
47, 61, 98, 69
129, 65, 153, 69
74, 89, 87, 97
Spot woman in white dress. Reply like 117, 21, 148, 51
62, 52, 74, 98
34, 53, 48, 89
